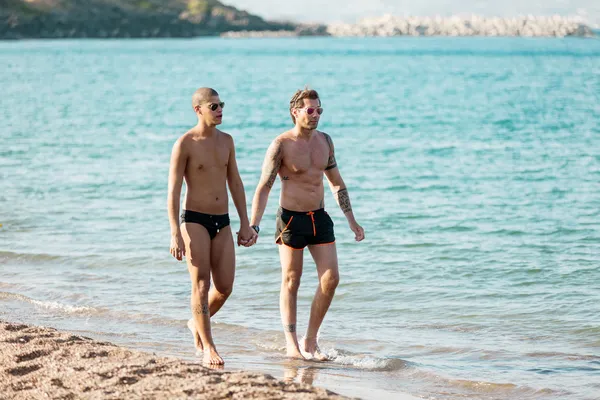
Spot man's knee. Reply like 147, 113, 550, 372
191, 274, 210, 297
215, 283, 233, 299
321, 270, 339, 295
282, 272, 302, 292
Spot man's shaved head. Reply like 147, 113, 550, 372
192, 87, 219, 108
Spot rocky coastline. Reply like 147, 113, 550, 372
325, 15, 596, 38
0, 1, 596, 40
223, 15, 596, 39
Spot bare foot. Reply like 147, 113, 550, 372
203, 347, 224, 365
205, 363, 224, 371
301, 337, 329, 361
187, 319, 203, 354
286, 345, 306, 360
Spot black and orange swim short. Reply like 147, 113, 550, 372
275, 207, 335, 249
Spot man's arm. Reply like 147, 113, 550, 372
167, 137, 187, 260
250, 138, 283, 228
322, 133, 365, 242
225, 135, 255, 246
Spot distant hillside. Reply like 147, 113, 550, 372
0, 0, 297, 39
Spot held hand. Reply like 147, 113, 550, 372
170, 232, 186, 261
236, 230, 246, 247
349, 222, 365, 242
237, 225, 258, 247
248, 230, 258, 247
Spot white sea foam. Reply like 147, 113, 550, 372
325, 347, 407, 371
0, 292, 97, 315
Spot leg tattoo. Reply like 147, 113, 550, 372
193, 304, 210, 316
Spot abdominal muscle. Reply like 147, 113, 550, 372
280, 179, 324, 212
183, 174, 229, 215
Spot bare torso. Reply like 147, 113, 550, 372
182, 130, 231, 214
278, 130, 331, 211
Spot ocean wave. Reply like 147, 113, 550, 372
0, 291, 102, 315
411, 323, 484, 333
432, 225, 476, 232
251, 333, 409, 372
323, 348, 408, 371
398, 242, 443, 248
445, 378, 565, 397
525, 351, 600, 362
0, 251, 65, 264
484, 228, 527, 236
408, 368, 567, 398
254, 341, 286, 353
0, 290, 272, 333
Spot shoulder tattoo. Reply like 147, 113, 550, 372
323, 132, 337, 170
264, 140, 283, 189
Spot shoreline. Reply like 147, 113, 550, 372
1, 10, 596, 40
0, 320, 350, 399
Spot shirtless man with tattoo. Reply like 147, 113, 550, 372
167, 87, 256, 365
250, 88, 365, 360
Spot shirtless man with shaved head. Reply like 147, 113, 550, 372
168, 87, 256, 365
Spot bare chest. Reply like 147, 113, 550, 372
187, 142, 229, 173
283, 140, 328, 173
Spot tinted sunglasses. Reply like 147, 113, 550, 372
298, 106, 323, 116
207, 102, 225, 111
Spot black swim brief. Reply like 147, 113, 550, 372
275, 207, 335, 249
181, 210, 230, 240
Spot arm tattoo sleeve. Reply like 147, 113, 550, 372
264, 141, 283, 189
323, 133, 337, 170
284, 324, 296, 333
335, 188, 352, 213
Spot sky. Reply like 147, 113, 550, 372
224, 0, 600, 27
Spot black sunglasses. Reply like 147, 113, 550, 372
207, 102, 225, 111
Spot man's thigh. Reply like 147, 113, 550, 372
308, 243, 338, 277
210, 225, 235, 292
278, 244, 304, 276
181, 222, 211, 279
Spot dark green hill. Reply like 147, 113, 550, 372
0, 0, 297, 38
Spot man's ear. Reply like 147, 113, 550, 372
194, 105, 202, 114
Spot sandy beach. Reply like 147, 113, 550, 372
0, 320, 350, 399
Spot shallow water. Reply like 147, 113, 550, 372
1, 37, 600, 399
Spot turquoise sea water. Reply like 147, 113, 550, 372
1, 37, 600, 399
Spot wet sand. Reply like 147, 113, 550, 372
0, 320, 350, 399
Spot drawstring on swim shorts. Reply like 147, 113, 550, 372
307, 211, 316, 236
